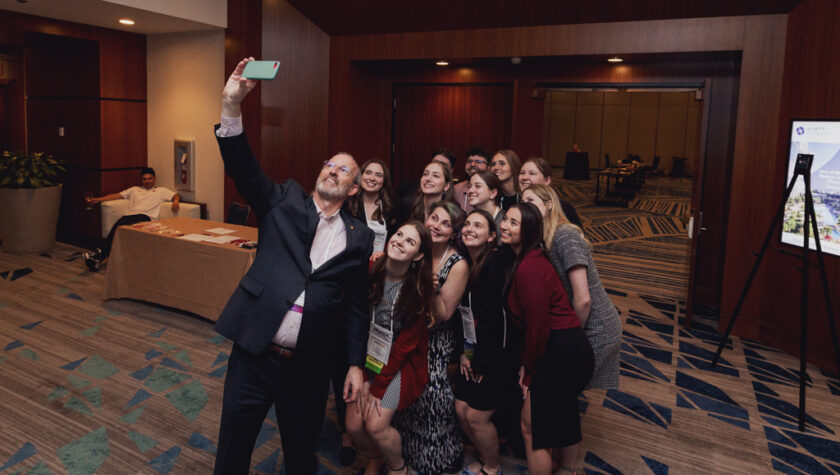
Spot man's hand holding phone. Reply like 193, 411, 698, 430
242, 60, 281, 80
222, 57, 261, 118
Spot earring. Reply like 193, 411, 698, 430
410, 261, 417, 270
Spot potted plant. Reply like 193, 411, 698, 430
0, 150, 67, 253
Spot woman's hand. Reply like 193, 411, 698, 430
459, 353, 472, 378
364, 393, 383, 420
369, 251, 385, 263
460, 353, 483, 383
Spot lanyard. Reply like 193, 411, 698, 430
365, 287, 399, 374
459, 291, 477, 344
372, 300, 396, 332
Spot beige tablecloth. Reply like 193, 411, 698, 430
103, 216, 258, 321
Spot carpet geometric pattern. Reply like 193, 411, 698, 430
0, 176, 838, 474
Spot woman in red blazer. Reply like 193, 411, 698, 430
501, 203, 594, 475
346, 221, 436, 475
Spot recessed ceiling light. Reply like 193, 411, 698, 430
119, 19, 135, 25
436, 61, 449, 66
607, 56, 623, 63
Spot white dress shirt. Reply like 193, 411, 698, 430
272, 202, 346, 348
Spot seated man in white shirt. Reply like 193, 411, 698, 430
82, 167, 180, 271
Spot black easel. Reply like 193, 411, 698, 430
710, 153, 840, 432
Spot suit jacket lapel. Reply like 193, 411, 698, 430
303, 197, 319, 273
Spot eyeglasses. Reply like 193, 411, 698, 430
323, 161, 352, 176
467, 159, 488, 165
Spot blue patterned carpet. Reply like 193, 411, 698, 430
0, 176, 838, 474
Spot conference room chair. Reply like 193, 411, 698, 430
644, 155, 662, 177
226, 202, 251, 225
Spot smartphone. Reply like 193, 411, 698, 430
242, 60, 280, 80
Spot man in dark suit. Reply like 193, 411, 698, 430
213, 58, 373, 475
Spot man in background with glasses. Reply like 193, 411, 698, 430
453, 146, 491, 213
212, 57, 373, 475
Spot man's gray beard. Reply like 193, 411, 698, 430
316, 179, 349, 201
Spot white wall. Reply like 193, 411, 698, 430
147, 30, 225, 221
105, 0, 227, 28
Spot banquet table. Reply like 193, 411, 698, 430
103, 216, 258, 321
563, 151, 591, 179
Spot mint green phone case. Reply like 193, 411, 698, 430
242, 60, 281, 80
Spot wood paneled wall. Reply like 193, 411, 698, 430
260, 0, 330, 191
223, 0, 261, 224
0, 11, 146, 248
392, 84, 513, 185
223, 0, 329, 224
719, 0, 840, 371
328, 15, 838, 366
330, 57, 740, 179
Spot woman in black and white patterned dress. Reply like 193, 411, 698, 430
395, 201, 468, 473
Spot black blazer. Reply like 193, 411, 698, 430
215, 127, 373, 367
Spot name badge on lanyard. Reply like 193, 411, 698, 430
458, 292, 477, 358
365, 304, 394, 374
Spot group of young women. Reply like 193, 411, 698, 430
337, 150, 622, 475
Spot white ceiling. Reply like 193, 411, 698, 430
0, 0, 225, 34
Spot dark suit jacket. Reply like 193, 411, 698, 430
215, 126, 373, 368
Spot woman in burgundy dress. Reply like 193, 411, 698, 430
500, 203, 594, 475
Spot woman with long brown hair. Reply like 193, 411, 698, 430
346, 221, 436, 475
393, 161, 454, 227
345, 159, 395, 262
395, 200, 469, 474
467, 169, 504, 235
491, 149, 521, 210
454, 209, 519, 475
501, 202, 594, 475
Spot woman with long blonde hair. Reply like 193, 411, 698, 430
521, 184, 621, 393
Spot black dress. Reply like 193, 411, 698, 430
453, 250, 521, 410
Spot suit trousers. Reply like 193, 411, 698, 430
214, 343, 330, 475
330, 340, 349, 433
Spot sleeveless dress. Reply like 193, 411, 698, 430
394, 251, 464, 473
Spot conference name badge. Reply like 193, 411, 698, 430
365, 321, 393, 374
458, 305, 477, 359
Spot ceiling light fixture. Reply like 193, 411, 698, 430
119, 19, 136, 25
607, 56, 623, 63
436, 61, 449, 66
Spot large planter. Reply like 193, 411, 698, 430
0, 184, 62, 253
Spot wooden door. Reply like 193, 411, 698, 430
391, 84, 513, 188
685, 72, 740, 325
